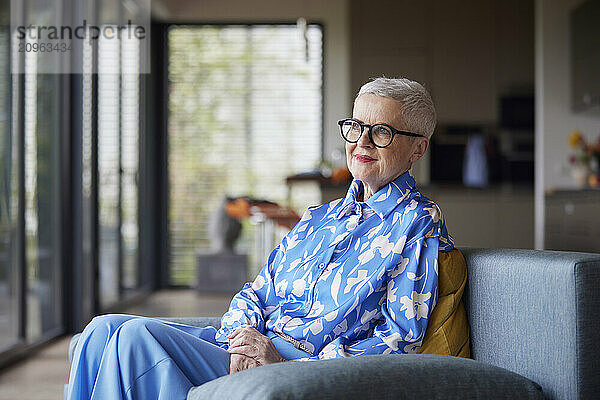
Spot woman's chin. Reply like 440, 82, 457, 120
350, 167, 376, 183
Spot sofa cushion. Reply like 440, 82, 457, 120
188, 354, 543, 400
418, 248, 470, 357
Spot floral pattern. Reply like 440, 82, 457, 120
215, 171, 453, 359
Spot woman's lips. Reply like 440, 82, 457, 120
355, 154, 376, 163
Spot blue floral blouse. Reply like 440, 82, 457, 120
215, 171, 454, 359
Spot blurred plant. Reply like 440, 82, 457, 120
567, 130, 600, 169
567, 130, 600, 188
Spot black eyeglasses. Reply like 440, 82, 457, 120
338, 118, 425, 148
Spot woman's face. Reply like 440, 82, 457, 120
345, 94, 428, 194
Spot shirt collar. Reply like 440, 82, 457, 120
335, 171, 416, 220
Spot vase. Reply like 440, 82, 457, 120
571, 165, 590, 188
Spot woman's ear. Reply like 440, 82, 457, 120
410, 137, 429, 163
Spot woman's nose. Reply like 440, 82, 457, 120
357, 127, 374, 148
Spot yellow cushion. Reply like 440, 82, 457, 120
417, 248, 471, 358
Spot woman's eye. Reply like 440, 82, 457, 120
374, 127, 391, 136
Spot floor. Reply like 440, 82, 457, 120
0, 290, 233, 400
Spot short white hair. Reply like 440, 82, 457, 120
356, 77, 437, 139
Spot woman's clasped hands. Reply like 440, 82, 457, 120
227, 326, 286, 374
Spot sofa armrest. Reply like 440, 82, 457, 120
459, 247, 600, 399
68, 316, 221, 362
188, 354, 543, 400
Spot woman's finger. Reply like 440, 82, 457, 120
229, 330, 261, 348
227, 341, 256, 352
230, 353, 252, 374
227, 344, 258, 357
228, 325, 258, 341
227, 327, 245, 340
228, 325, 252, 339
229, 335, 251, 349
229, 355, 240, 374
242, 356, 259, 370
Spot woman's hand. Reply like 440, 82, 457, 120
227, 326, 285, 374
229, 353, 259, 374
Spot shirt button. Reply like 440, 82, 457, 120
319, 263, 325, 269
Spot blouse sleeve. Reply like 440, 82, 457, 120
214, 207, 317, 349
214, 243, 284, 348
306, 227, 441, 360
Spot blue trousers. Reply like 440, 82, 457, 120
66, 314, 231, 400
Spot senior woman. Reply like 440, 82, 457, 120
66, 77, 458, 400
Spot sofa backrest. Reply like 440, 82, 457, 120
460, 247, 600, 400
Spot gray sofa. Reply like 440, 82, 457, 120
67, 247, 600, 399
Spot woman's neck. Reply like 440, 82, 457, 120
360, 184, 376, 202
360, 169, 410, 201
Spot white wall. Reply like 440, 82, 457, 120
535, 0, 600, 247
151, 0, 351, 163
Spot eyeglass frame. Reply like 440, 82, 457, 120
337, 118, 426, 148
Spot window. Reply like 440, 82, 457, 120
0, 0, 151, 364
167, 24, 323, 285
